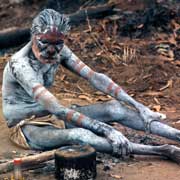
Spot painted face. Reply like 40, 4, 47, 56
32, 28, 64, 64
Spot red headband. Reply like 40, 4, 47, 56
37, 26, 65, 42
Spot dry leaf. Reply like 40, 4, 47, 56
153, 105, 161, 112
158, 54, 174, 61
110, 174, 123, 179
159, 79, 173, 91
127, 77, 137, 83
94, 91, 104, 95
172, 120, 180, 130
60, 75, 66, 81
76, 85, 85, 93
171, 19, 180, 31
96, 50, 104, 56
95, 95, 111, 101
168, 50, 174, 59
174, 61, 180, 66
78, 95, 93, 103
141, 91, 164, 97
164, 107, 176, 113
168, 35, 177, 46
137, 24, 144, 28
154, 97, 160, 104
143, 74, 152, 79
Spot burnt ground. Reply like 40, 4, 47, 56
0, 0, 180, 179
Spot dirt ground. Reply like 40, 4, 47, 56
0, 0, 180, 179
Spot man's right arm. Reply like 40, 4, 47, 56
31, 83, 131, 156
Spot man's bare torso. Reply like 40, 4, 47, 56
2, 42, 70, 126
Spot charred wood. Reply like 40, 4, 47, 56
0, 4, 115, 49
68, 4, 116, 25
45, 0, 108, 13
0, 28, 30, 49
119, 4, 179, 38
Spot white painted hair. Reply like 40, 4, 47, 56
31, 9, 70, 35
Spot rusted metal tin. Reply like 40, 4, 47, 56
55, 144, 96, 180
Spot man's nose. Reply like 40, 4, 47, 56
47, 45, 55, 55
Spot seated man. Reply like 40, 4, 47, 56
2, 9, 180, 158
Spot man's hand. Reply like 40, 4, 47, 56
138, 105, 166, 132
106, 129, 132, 157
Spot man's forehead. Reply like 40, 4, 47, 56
43, 25, 60, 34
36, 25, 65, 42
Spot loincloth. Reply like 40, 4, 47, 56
9, 115, 65, 149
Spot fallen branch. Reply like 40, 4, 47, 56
120, 3, 178, 38
0, 28, 30, 49
0, 150, 55, 174
68, 3, 116, 25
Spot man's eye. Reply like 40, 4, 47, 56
55, 44, 63, 51
37, 41, 48, 49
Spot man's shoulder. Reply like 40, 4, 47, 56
9, 55, 30, 74
11, 41, 32, 62
8, 42, 37, 80
10, 42, 33, 69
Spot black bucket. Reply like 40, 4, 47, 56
55, 144, 96, 180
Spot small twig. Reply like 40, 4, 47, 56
85, 9, 92, 32
86, 18, 117, 65
76, 85, 85, 93
62, 88, 90, 96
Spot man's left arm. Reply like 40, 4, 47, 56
61, 45, 166, 130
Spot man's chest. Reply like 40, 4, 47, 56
41, 64, 59, 87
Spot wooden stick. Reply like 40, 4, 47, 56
0, 150, 55, 174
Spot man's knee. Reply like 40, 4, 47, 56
23, 126, 97, 150
105, 100, 125, 120
2, 105, 16, 126
22, 125, 62, 150
69, 128, 96, 142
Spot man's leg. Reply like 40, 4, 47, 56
22, 124, 180, 163
22, 125, 112, 152
6, 100, 180, 143
72, 100, 180, 143
3, 102, 50, 127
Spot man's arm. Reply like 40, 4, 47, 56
61, 46, 139, 106
61, 45, 166, 131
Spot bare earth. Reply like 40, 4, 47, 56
0, 98, 180, 180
